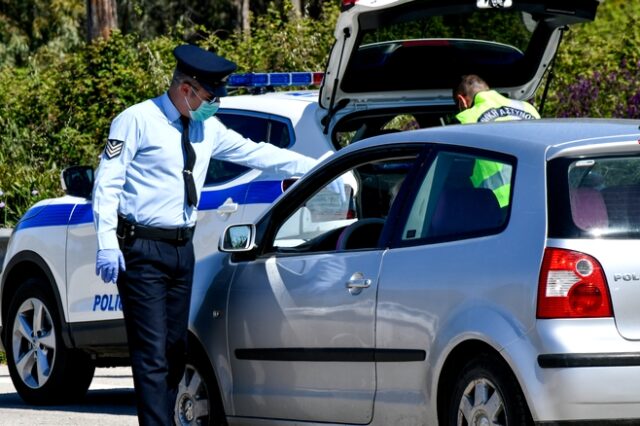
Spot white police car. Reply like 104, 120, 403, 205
0, 0, 599, 419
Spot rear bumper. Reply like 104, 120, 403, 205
512, 318, 640, 422
531, 360, 640, 422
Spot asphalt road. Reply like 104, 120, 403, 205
0, 364, 138, 425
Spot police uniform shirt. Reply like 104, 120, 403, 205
93, 92, 318, 250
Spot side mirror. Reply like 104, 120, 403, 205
61, 166, 94, 199
219, 224, 256, 252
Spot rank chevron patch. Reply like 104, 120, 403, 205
104, 139, 124, 159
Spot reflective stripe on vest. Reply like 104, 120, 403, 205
455, 90, 540, 124
470, 159, 511, 208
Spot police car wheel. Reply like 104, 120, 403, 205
5, 279, 95, 405
175, 342, 226, 426
449, 354, 532, 426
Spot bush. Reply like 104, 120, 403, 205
543, 0, 640, 118
203, 1, 339, 73
0, 32, 182, 226
1, 0, 639, 225
0, 1, 338, 227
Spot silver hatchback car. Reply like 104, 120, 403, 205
202, 119, 640, 425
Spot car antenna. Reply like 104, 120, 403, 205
323, 27, 351, 135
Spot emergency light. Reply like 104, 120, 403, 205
342, 0, 357, 8
227, 72, 324, 88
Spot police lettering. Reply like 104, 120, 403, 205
614, 273, 640, 282
92, 294, 123, 311
479, 106, 535, 122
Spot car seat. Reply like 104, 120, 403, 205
429, 187, 502, 238
570, 187, 608, 231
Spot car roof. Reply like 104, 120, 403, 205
334, 119, 640, 161
220, 90, 320, 119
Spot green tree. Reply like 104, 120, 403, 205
0, 1, 338, 226
0, 0, 85, 65
542, 0, 640, 118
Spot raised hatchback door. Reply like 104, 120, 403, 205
320, 0, 599, 112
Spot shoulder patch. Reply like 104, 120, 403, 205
104, 139, 124, 159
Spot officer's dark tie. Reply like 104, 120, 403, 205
180, 116, 198, 207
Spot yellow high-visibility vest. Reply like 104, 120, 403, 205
456, 90, 540, 124
456, 90, 540, 208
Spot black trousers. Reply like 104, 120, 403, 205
117, 236, 195, 426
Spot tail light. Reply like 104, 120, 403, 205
537, 247, 612, 319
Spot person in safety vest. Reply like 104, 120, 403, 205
453, 74, 540, 208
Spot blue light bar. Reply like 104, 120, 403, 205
227, 72, 324, 88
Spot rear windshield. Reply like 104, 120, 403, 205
548, 156, 640, 239
343, 8, 536, 93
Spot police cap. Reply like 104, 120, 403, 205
173, 44, 237, 97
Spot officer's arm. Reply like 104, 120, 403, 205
92, 112, 140, 250
211, 123, 319, 176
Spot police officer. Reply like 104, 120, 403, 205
92, 44, 318, 425
453, 74, 540, 208
453, 74, 541, 124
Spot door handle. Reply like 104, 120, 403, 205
216, 197, 239, 216
346, 272, 372, 295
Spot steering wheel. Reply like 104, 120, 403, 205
336, 218, 386, 251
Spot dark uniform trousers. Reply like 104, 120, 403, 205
117, 235, 195, 426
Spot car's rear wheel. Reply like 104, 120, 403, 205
449, 354, 532, 426
5, 279, 95, 405
175, 344, 226, 426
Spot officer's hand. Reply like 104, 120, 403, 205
95, 249, 126, 283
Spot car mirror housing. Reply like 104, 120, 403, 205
61, 165, 94, 199
220, 224, 256, 252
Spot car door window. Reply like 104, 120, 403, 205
401, 150, 513, 242
204, 111, 293, 185
273, 157, 417, 253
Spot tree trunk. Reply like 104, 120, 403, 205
291, 0, 303, 16
86, 0, 118, 42
241, 0, 250, 34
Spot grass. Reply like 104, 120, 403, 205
0, 351, 5, 364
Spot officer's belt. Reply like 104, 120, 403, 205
117, 216, 195, 243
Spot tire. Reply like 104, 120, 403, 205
174, 345, 226, 426
5, 279, 95, 405
449, 354, 533, 426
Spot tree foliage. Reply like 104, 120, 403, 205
542, 0, 640, 118
0, 0, 85, 66
204, 0, 339, 72
0, 0, 639, 226
0, 1, 338, 226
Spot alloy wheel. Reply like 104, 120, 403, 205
175, 363, 210, 425
11, 297, 56, 389
457, 378, 506, 426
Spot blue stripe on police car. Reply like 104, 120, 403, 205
14, 180, 284, 231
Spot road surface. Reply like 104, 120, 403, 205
0, 364, 137, 425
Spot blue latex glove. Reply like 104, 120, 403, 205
95, 249, 126, 283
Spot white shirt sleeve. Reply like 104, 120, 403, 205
210, 122, 319, 176
92, 111, 141, 250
